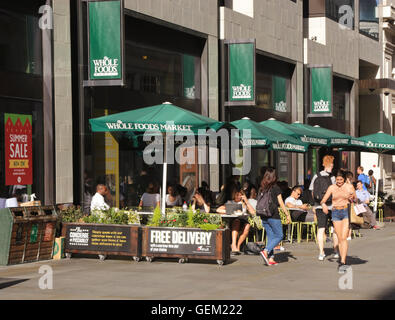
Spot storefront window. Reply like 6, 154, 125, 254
83, 15, 205, 209
0, 8, 42, 75
0, 98, 44, 202
359, 0, 379, 40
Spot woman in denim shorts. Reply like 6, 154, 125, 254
321, 170, 356, 274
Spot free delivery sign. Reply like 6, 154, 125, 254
5, 114, 33, 185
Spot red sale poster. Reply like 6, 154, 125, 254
5, 114, 33, 186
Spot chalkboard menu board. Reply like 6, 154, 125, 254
65, 224, 131, 252
147, 228, 216, 256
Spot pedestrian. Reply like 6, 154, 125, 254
367, 170, 377, 195
355, 180, 381, 229
357, 166, 370, 191
321, 170, 356, 274
257, 167, 291, 266
91, 184, 110, 212
309, 155, 339, 261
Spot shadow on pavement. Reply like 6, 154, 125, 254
375, 285, 395, 300
275, 252, 297, 263
0, 278, 29, 290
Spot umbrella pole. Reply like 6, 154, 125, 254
161, 133, 167, 216
373, 154, 381, 213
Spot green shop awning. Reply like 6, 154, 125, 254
355, 131, 395, 155
230, 118, 308, 153
290, 122, 352, 147
89, 102, 225, 134
260, 118, 328, 146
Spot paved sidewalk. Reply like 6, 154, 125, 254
1, 222, 395, 300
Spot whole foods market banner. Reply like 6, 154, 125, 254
311, 67, 332, 115
183, 54, 195, 99
272, 76, 287, 112
148, 228, 216, 255
88, 0, 122, 80
228, 42, 255, 102
5, 114, 33, 185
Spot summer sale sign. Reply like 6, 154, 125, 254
4, 114, 33, 185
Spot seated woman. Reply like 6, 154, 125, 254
139, 182, 160, 209
191, 188, 211, 213
284, 186, 309, 222
166, 184, 182, 207
216, 187, 256, 255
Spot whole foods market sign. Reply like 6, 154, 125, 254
310, 67, 333, 116
228, 41, 255, 104
105, 120, 193, 132
88, 0, 123, 82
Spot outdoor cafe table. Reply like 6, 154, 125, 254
219, 213, 249, 229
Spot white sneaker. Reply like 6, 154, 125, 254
333, 252, 339, 259
347, 237, 352, 241
318, 254, 326, 261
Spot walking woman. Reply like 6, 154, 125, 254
321, 170, 356, 274
258, 167, 291, 266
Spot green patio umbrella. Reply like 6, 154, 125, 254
290, 122, 353, 147
230, 118, 309, 153
353, 131, 395, 212
260, 118, 329, 147
89, 102, 226, 215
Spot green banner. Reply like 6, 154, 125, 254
311, 67, 332, 114
89, 0, 122, 80
272, 76, 287, 112
183, 54, 195, 99
229, 43, 254, 102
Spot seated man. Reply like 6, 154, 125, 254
284, 186, 309, 222
217, 188, 255, 255
356, 180, 381, 229
91, 184, 110, 212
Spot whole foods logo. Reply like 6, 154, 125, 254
275, 101, 287, 112
232, 84, 252, 100
313, 99, 330, 112
92, 56, 119, 77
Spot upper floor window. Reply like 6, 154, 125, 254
359, 0, 379, 41
326, 0, 355, 29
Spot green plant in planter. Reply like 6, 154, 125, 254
58, 206, 85, 223
147, 205, 162, 227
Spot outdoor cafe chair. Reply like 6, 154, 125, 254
278, 207, 300, 244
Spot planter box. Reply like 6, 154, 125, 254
0, 206, 57, 266
383, 203, 395, 218
141, 226, 230, 265
61, 223, 141, 261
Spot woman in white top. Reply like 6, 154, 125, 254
139, 182, 160, 209
247, 185, 258, 210
284, 186, 309, 222
165, 185, 182, 207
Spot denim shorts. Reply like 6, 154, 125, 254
332, 208, 349, 221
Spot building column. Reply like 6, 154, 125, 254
53, 0, 73, 203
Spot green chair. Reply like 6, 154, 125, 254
299, 220, 317, 243
378, 208, 384, 223
278, 208, 300, 244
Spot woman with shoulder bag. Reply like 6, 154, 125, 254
257, 167, 291, 266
